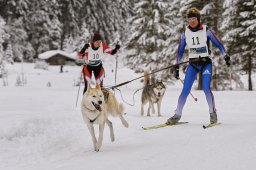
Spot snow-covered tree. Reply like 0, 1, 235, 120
8, 18, 35, 62
58, 0, 82, 49
222, 0, 256, 90
0, 17, 8, 78
26, 0, 62, 56
199, 0, 236, 90
125, 0, 170, 75
5, 44, 14, 64
48, 17, 62, 50
157, 0, 185, 81
80, 0, 131, 43
0, 27, 5, 74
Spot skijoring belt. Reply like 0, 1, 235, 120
84, 60, 102, 67
189, 56, 212, 66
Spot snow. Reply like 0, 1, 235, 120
38, 50, 77, 60
0, 59, 256, 170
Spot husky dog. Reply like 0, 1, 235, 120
81, 84, 128, 152
141, 70, 166, 117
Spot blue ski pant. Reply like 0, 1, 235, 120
175, 64, 216, 115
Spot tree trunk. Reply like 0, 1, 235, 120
60, 65, 64, 73
248, 55, 252, 91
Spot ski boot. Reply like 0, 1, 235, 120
210, 112, 218, 124
167, 114, 181, 124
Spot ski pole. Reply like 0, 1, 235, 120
179, 78, 198, 102
114, 41, 119, 95
75, 69, 83, 107
229, 61, 235, 90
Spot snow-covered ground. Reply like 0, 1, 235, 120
0, 60, 256, 170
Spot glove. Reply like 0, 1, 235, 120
79, 43, 90, 54
111, 44, 121, 55
224, 55, 230, 67
83, 43, 90, 50
115, 44, 120, 50
174, 66, 179, 80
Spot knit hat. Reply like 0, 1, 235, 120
92, 32, 102, 42
187, 7, 201, 21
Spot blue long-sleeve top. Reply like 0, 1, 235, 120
176, 26, 227, 64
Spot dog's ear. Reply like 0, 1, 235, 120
87, 83, 92, 92
95, 83, 101, 89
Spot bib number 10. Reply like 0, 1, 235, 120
192, 37, 200, 45
93, 54, 99, 59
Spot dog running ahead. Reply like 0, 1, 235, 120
141, 70, 166, 117
81, 84, 128, 152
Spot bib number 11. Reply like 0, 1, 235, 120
192, 37, 200, 45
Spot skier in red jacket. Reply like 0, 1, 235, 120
78, 32, 120, 94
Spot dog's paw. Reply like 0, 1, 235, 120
95, 145, 101, 152
96, 142, 102, 151
158, 114, 162, 117
124, 122, 129, 128
121, 120, 129, 128
111, 136, 115, 142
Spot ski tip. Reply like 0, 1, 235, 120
142, 127, 147, 130
203, 122, 221, 129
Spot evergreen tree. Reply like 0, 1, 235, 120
222, 0, 256, 90
0, 17, 8, 77
63, 22, 91, 54
125, 0, 170, 76
0, 0, 35, 62
112, 0, 135, 43
48, 17, 62, 50
200, 0, 235, 90
0, 18, 5, 68
80, 0, 131, 43
26, 0, 62, 56
75, 22, 91, 51
8, 18, 35, 62
58, 0, 82, 49
5, 43, 14, 64
159, 0, 185, 81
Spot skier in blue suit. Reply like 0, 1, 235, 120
167, 7, 230, 124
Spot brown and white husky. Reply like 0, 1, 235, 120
81, 84, 128, 152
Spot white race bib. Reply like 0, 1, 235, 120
87, 43, 104, 64
185, 25, 209, 58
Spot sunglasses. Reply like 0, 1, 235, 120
187, 17, 197, 22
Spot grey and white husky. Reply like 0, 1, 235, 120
81, 84, 128, 152
141, 70, 166, 117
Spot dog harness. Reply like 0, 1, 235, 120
89, 114, 101, 123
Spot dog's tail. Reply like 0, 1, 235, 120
144, 69, 150, 86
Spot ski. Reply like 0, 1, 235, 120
142, 122, 188, 130
202, 122, 221, 129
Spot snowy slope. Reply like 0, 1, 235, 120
0, 60, 256, 170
